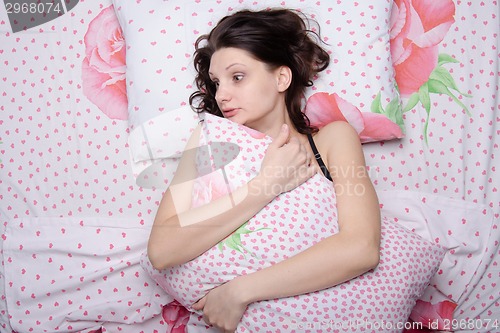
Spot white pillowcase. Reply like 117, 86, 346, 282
113, 0, 403, 142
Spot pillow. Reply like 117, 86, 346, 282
112, 0, 404, 143
141, 114, 444, 332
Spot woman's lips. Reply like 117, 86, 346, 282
223, 108, 238, 117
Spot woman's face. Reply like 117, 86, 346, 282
209, 47, 288, 132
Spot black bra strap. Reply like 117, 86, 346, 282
307, 133, 332, 181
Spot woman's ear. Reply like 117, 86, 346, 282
277, 66, 292, 92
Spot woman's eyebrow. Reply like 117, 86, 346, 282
225, 62, 245, 70
209, 63, 246, 77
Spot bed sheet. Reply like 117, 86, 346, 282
0, 0, 499, 333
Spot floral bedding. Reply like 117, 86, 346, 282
0, 0, 499, 332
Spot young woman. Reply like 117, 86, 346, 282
147, 8, 380, 332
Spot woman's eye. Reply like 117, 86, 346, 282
233, 74, 243, 82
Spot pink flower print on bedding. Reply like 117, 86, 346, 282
162, 300, 190, 333
408, 299, 457, 331
390, 0, 455, 98
305, 92, 404, 142
82, 5, 128, 120
390, 0, 471, 143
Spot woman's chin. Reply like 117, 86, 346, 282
224, 114, 244, 124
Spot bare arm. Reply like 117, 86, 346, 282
147, 123, 316, 269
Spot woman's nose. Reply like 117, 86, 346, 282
215, 84, 230, 104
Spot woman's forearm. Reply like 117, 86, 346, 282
148, 175, 275, 270
233, 231, 380, 305
233, 175, 381, 304
148, 123, 316, 270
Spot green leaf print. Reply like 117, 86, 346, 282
437, 53, 459, 66
217, 221, 269, 259
370, 93, 405, 133
401, 53, 472, 144
370, 92, 383, 114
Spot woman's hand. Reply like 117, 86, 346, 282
192, 279, 249, 333
254, 124, 316, 197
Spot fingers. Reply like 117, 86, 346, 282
192, 296, 206, 310
303, 152, 310, 167
270, 129, 313, 170
299, 139, 308, 164
270, 124, 290, 148
288, 135, 299, 146
260, 125, 318, 195
287, 136, 308, 166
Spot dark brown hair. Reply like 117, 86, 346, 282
189, 8, 330, 134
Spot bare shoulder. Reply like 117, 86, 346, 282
314, 121, 362, 156
317, 120, 358, 135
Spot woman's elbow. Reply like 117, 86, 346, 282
147, 247, 166, 271
360, 219, 381, 271
147, 242, 174, 271
357, 239, 380, 272
365, 245, 380, 271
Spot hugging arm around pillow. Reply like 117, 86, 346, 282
147, 122, 316, 270
146, 116, 382, 331
143, 116, 445, 333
